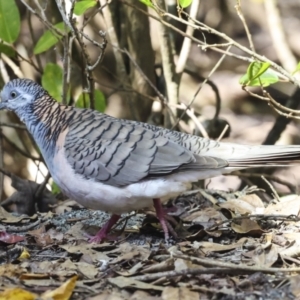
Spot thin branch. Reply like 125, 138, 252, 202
156, 0, 179, 122
173, 45, 231, 130
1, 54, 24, 79
176, 0, 199, 74
233, 171, 296, 193
235, 0, 255, 53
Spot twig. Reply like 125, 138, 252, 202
0, 59, 10, 83
131, 250, 300, 281
20, 0, 65, 39
173, 103, 209, 138
1, 54, 24, 79
176, 0, 199, 74
34, 172, 51, 200
217, 124, 229, 142
233, 171, 296, 193
27, 9, 43, 71
171, 252, 300, 274
156, 0, 179, 122
261, 175, 280, 202
174, 45, 231, 130
235, 0, 255, 53
205, 214, 300, 231
131, 267, 248, 282
179, 71, 223, 120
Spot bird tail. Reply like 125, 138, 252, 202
226, 145, 300, 167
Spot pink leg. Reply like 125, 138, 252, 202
153, 198, 170, 240
88, 214, 121, 243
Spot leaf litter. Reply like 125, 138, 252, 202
1, 185, 300, 299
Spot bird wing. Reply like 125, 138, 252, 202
64, 111, 228, 187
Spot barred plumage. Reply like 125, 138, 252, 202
1, 78, 300, 243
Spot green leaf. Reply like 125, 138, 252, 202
0, 0, 20, 43
34, 22, 67, 55
74, 0, 97, 15
51, 181, 61, 195
0, 43, 16, 57
76, 90, 106, 112
42, 63, 63, 102
247, 62, 271, 81
139, 0, 153, 7
179, 0, 193, 8
292, 62, 300, 75
240, 69, 279, 87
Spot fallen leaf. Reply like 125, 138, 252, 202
161, 287, 199, 300
231, 219, 264, 235
0, 230, 24, 244
191, 237, 248, 254
108, 277, 164, 291
0, 206, 37, 224
0, 288, 37, 300
41, 275, 77, 300
264, 195, 300, 215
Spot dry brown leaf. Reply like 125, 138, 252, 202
110, 249, 140, 265
141, 258, 174, 274
190, 237, 248, 254
130, 290, 159, 300
280, 240, 300, 257
87, 291, 124, 300
219, 198, 260, 215
55, 200, 83, 214
0, 206, 37, 224
244, 244, 279, 267
0, 264, 26, 277
117, 261, 145, 277
264, 195, 300, 215
290, 275, 300, 298
238, 194, 265, 212
161, 287, 199, 300
64, 223, 88, 241
60, 244, 109, 263
108, 277, 164, 291
28, 226, 54, 246
174, 258, 201, 271
109, 243, 151, 264
75, 262, 98, 279
183, 207, 222, 224
231, 219, 264, 235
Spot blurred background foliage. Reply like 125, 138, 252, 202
0, 0, 300, 208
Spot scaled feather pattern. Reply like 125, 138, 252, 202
1, 78, 300, 242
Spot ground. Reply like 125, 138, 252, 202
1, 185, 300, 300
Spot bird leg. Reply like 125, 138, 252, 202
89, 214, 121, 243
153, 198, 178, 240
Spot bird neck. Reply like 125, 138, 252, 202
23, 95, 71, 156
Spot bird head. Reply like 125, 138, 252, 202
0, 78, 46, 113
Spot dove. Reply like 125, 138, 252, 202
1, 78, 300, 242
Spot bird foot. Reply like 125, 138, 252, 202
153, 198, 178, 241
87, 214, 121, 243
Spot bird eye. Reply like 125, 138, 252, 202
10, 91, 17, 98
